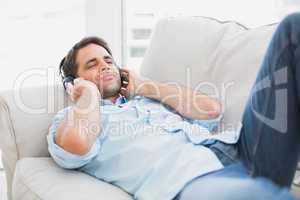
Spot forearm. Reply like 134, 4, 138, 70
137, 80, 221, 120
55, 103, 101, 155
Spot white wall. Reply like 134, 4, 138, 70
0, 0, 124, 91
0, 0, 87, 91
1, 0, 299, 91
85, 0, 124, 66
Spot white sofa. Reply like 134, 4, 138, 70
1, 16, 293, 199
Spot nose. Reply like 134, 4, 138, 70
100, 65, 111, 72
99, 61, 111, 72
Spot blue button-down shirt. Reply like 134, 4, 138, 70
47, 96, 240, 200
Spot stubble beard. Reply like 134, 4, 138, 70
100, 79, 121, 99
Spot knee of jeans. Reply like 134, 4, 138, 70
286, 12, 300, 21
279, 12, 300, 45
281, 12, 300, 29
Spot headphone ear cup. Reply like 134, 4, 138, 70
63, 75, 75, 90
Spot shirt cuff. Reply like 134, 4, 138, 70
47, 133, 101, 169
185, 113, 224, 132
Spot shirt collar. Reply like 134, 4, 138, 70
100, 94, 128, 106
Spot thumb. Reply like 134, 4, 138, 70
66, 82, 74, 96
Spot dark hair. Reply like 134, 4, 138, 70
59, 36, 113, 83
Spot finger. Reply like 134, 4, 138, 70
121, 71, 129, 76
66, 83, 74, 96
120, 87, 127, 92
119, 87, 127, 97
73, 85, 84, 96
73, 92, 81, 101
72, 86, 83, 101
120, 68, 129, 73
74, 77, 84, 85
73, 89, 81, 96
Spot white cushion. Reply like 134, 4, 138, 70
12, 157, 132, 200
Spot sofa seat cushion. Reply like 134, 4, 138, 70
12, 157, 133, 200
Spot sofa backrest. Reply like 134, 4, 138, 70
140, 16, 277, 131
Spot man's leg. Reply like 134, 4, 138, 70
176, 163, 294, 200
238, 12, 300, 187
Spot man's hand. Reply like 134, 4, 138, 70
119, 68, 146, 99
66, 77, 101, 113
55, 77, 101, 155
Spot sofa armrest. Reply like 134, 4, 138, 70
0, 95, 19, 200
0, 84, 70, 200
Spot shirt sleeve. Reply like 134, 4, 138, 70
47, 107, 101, 169
160, 100, 223, 132
183, 113, 224, 132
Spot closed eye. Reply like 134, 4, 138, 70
105, 58, 113, 65
87, 64, 96, 69
86, 59, 98, 69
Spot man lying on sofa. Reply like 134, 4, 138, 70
47, 13, 300, 200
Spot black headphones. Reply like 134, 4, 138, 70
59, 57, 76, 90
62, 75, 76, 90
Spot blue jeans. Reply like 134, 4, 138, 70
176, 163, 293, 200
177, 12, 300, 200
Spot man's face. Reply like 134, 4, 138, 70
76, 43, 121, 99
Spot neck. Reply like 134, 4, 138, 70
103, 94, 120, 104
